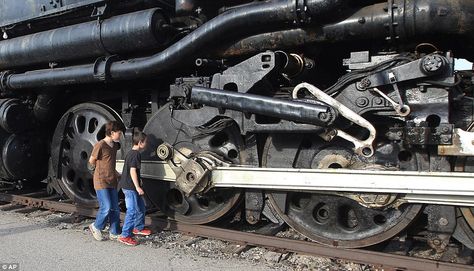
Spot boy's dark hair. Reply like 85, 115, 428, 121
133, 131, 147, 145
105, 121, 123, 136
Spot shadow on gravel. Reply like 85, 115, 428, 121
0, 223, 49, 237
0, 222, 16, 226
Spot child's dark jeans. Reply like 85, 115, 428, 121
121, 189, 146, 238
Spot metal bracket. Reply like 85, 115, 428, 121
293, 82, 376, 157
295, 0, 309, 24
438, 128, 474, 156
360, 55, 451, 89
91, 4, 108, 18
156, 143, 225, 196
93, 55, 117, 82
388, 124, 453, 145
385, 0, 399, 43
424, 205, 456, 253
245, 191, 264, 224
371, 87, 410, 117
210, 51, 277, 93
0, 71, 12, 94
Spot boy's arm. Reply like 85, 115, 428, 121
88, 156, 98, 172
130, 167, 144, 195
88, 144, 101, 170
89, 156, 97, 167
114, 147, 121, 179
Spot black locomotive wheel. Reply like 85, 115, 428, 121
263, 134, 422, 248
453, 122, 474, 248
142, 181, 242, 224
142, 105, 244, 224
456, 158, 474, 238
52, 102, 123, 207
460, 208, 474, 230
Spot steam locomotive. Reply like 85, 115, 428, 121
1, 0, 474, 250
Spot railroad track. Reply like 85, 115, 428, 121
0, 190, 473, 271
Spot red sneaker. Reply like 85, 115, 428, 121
133, 228, 152, 236
118, 236, 138, 246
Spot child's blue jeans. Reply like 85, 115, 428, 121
94, 188, 121, 235
121, 189, 146, 237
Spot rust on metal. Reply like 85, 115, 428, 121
216, 29, 322, 58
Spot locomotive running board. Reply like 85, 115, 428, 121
118, 160, 474, 206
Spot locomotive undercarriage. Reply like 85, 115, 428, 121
1, 0, 474, 250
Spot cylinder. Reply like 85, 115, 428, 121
0, 130, 47, 180
0, 99, 33, 133
0, 98, 45, 180
0, 8, 165, 69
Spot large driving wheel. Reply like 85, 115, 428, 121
51, 102, 123, 207
453, 122, 474, 249
263, 134, 422, 248
142, 105, 245, 224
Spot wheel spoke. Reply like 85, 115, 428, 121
82, 178, 92, 195
288, 192, 312, 213
65, 125, 75, 139
73, 114, 86, 134
186, 196, 202, 213
73, 175, 82, 192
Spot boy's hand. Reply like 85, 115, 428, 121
137, 187, 145, 196
87, 163, 95, 173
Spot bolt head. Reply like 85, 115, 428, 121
439, 217, 449, 226
186, 172, 196, 182
356, 97, 369, 107
421, 55, 445, 74
357, 78, 372, 90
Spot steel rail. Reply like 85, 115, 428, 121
0, 192, 473, 271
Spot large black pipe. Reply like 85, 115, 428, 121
0, 8, 165, 70
1, 0, 346, 90
190, 86, 337, 126
218, 0, 474, 59
321, 0, 474, 43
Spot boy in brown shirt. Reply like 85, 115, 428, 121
88, 120, 123, 241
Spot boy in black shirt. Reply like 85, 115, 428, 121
118, 131, 151, 246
